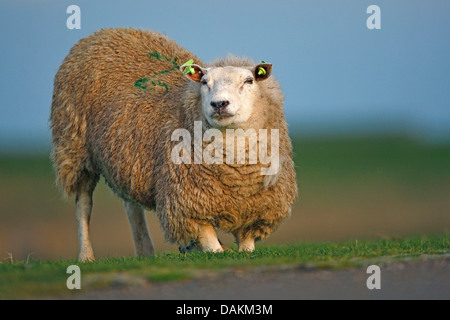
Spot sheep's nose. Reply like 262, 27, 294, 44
210, 100, 230, 111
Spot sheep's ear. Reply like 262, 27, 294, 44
253, 63, 272, 81
180, 64, 207, 82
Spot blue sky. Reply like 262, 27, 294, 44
0, 0, 449, 149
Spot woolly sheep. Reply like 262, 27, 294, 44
50, 28, 297, 262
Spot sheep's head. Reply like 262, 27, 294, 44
180, 62, 272, 129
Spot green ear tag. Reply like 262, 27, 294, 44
182, 59, 195, 75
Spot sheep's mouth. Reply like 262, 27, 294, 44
211, 109, 234, 120
212, 113, 234, 120
206, 110, 238, 129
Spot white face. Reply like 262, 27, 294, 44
200, 67, 257, 128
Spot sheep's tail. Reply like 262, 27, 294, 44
50, 94, 92, 197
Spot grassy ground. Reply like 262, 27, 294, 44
0, 136, 449, 260
0, 235, 448, 299
0, 136, 449, 298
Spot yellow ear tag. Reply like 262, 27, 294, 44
258, 60, 267, 75
182, 59, 195, 75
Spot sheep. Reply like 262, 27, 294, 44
50, 28, 298, 262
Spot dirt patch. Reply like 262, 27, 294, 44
60, 255, 450, 300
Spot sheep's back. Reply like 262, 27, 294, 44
52, 28, 201, 203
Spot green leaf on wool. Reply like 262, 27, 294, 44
134, 78, 149, 89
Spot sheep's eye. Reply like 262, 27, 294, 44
201, 79, 208, 85
244, 78, 254, 85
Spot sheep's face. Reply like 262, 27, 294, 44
181, 63, 272, 129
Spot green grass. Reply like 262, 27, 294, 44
292, 136, 450, 186
0, 235, 448, 299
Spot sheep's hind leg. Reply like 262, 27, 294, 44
76, 174, 99, 262
124, 201, 155, 257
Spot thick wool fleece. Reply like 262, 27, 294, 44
50, 28, 297, 245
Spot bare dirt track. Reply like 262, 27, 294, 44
69, 256, 449, 300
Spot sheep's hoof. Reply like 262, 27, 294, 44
78, 254, 95, 263
179, 240, 233, 253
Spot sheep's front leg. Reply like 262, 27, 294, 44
234, 232, 255, 252
124, 201, 155, 257
198, 224, 223, 252
179, 224, 223, 253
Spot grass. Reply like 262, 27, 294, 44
0, 235, 448, 299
